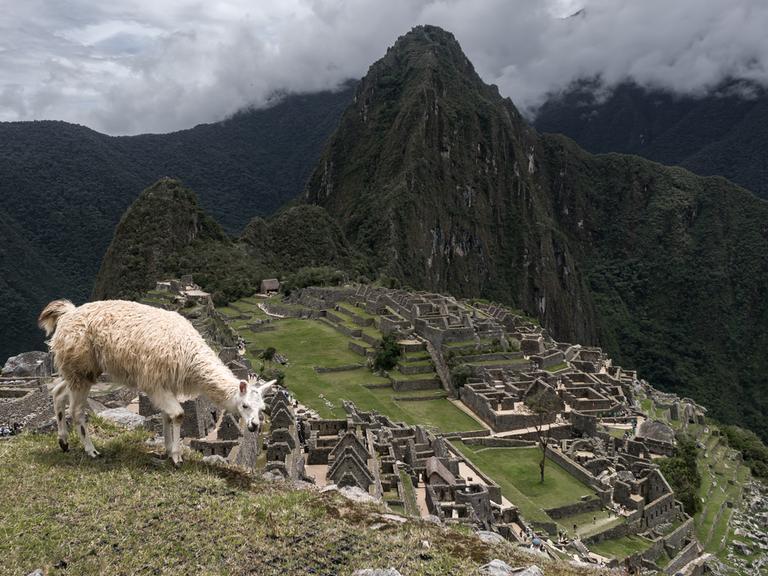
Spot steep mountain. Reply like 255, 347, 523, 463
304, 26, 768, 440
0, 85, 354, 361
534, 80, 768, 199
305, 25, 599, 343
94, 180, 361, 305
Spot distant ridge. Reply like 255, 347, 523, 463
0, 84, 355, 360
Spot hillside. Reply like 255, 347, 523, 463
1, 421, 598, 576
534, 80, 768, 200
0, 85, 354, 361
303, 26, 768, 441
93, 180, 362, 304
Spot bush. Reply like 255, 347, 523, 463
451, 365, 472, 389
373, 334, 400, 372
280, 266, 346, 295
722, 425, 768, 479
260, 367, 285, 386
658, 434, 702, 515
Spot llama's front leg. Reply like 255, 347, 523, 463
52, 379, 71, 452
162, 413, 173, 458
70, 385, 99, 458
150, 391, 185, 466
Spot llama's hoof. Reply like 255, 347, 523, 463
171, 456, 183, 468
86, 449, 101, 458
58, 439, 69, 452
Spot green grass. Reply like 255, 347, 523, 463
453, 443, 595, 525
232, 312, 478, 432
559, 509, 624, 538
544, 362, 569, 373
336, 302, 376, 320
589, 535, 654, 559
1, 424, 582, 576
399, 470, 419, 516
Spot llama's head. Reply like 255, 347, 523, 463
237, 378, 276, 432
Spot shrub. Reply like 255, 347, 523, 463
373, 334, 400, 371
658, 434, 702, 515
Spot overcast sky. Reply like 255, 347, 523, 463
2, 0, 767, 134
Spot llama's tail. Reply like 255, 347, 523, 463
38, 299, 76, 336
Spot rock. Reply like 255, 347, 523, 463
26, 570, 44, 576
202, 455, 228, 466
476, 530, 506, 545
261, 470, 284, 482
321, 484, 378, 503
636, 419, 675, 445
376, 513, 407, 523
479, 559, 515, 575
516, 566, 543, 576
424, 514, 441, 525
98, 407, 146, 429
2, 351, 51, 377
232, 426, 259, 469
86, 398, 108, 414
338, 485, 377, 503
352, 570, 403, 576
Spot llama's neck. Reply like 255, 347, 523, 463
189, 352, 241, 412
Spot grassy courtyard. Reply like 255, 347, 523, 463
453, 442, 596, 525
589, 535, 654, 559
223, 303, 481, 433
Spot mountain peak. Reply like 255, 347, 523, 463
373, 25, 478, 84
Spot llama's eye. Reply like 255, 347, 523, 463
242, 404, 250, 409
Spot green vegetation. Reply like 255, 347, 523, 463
0, 421, 593, 576
589, 535, 654, 559
534, 78, 768, 200
722, 425, 768, 478
0, 86, 355, 363
399, 470, 419, 517
453, 443, 594, 523
231, 307, 479, 432
374, 334, 401, 371
658, 434, 702, 515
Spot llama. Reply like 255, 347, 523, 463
39, 299, 275, 465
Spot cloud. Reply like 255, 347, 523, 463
2, 0, 768, 134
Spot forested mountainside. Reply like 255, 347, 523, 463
93, 179, 362, 305
303, 26, 768, 440
534, 79, 768, 199
0, 85, 354, 360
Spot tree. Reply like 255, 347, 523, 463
373, 334, 401, 372
526, 386, 563, 484
259, 346, 277, 370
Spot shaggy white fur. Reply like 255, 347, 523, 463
39, 299, 274, 464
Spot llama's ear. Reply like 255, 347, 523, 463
258, 379, 277, 395
239, 380, 248, 395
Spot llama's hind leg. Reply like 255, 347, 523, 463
52, 379, 70, 452
70, 384, 99, 458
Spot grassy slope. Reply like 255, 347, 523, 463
0, 422, 606, 576
228, 309, 480, 432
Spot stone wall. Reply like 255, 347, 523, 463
664, 541, 701, 575
545, 497, 603, 520
461, 437, 536, 448
545, 448, 604, 493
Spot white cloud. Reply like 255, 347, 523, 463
1, 0, 767, 134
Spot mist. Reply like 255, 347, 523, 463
2, 0, 766, 134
